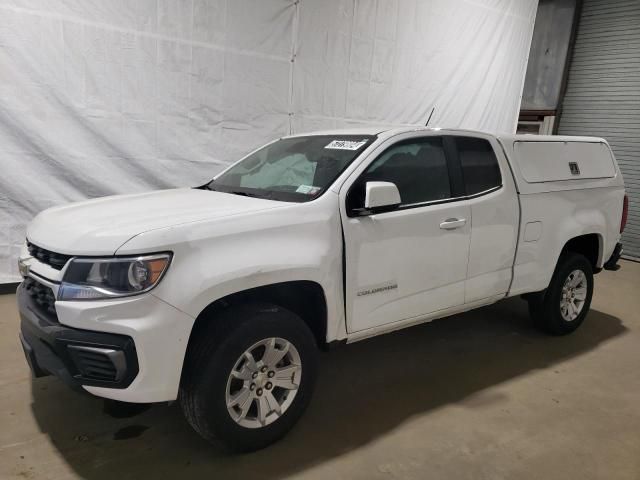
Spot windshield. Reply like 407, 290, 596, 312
207, 135, 376, 202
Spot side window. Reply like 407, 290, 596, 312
349, 137, 451, 209
454, 137, 501, 195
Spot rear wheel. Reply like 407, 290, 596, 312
528, 252, 594, 335
180, 303, 318, 452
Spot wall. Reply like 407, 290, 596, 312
0, 0, 538, 281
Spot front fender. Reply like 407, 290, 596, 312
117, 193, 347, 343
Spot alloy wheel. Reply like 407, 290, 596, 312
225, 337, 302, 428
560, 269, 588, 321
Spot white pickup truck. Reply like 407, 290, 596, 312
17, 127, 627, 452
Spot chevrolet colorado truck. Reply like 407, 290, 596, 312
17, 127, 627, 452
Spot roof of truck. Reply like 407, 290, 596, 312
497, 133, 607, 143
285, 127, 606, 143
286, 126, 484, 137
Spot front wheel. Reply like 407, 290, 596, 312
179, 303, 318, 452
528, 252, 594, 335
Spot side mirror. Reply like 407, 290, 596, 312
363, 181, 401, 212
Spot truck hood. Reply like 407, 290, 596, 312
26, 188, 288, 255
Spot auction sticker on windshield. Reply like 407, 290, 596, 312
325, 139, 368, 150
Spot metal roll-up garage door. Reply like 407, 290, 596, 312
557, 0, 640, 259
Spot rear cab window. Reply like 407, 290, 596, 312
452, 137, 502, 195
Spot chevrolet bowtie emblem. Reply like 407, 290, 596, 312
18, 258, 30, 277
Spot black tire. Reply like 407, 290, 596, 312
528, 252, 594, 335
179, 303, 318, 453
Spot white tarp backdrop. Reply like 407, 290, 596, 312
0, 0, 537, 282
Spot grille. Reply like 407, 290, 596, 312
27, 241, 71, 270
68, 347, 120, 382
23, 276, 57, 318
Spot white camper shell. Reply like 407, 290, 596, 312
496, 134, 624, 296
498, 135, 622, 193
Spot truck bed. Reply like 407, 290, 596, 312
497, 135, 625, 296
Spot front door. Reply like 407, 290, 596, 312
341, 135, 471, 333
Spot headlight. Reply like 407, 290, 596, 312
58, 253, 172, 300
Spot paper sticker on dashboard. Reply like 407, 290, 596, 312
325, 139, 368, 150
296, 185, 321, 194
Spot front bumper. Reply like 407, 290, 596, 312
17, 276, 195, 403
18, 283, 139, 389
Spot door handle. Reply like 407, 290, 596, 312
439, 218, 466, 230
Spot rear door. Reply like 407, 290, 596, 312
450, 136, 519, 303
340, 135, 472, 333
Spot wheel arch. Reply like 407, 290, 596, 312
560, 232, 604, 271
181, 281, 328, 380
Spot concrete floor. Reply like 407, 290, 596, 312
1, 261, 639, 480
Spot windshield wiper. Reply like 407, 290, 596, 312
205, 185, 273, 199
201, 183, 253, 196
228, 190, 260, 198
195, 182, 215, 190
